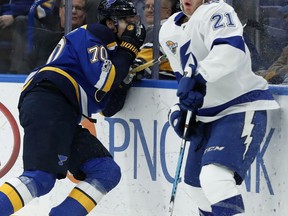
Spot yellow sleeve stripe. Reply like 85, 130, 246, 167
69, 188, 97, 213
0, 183, 24, 212
102, 64, 116, 92
39, 66, 80, 102
22, 77, 34, 91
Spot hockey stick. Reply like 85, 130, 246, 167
97, 54, 168, 101
130, 54, 167, 73
93, 54, 168, 102
168, 110, 194, 216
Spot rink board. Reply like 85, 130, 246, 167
0, 75, 287, 216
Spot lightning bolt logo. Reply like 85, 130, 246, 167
241, 111, 255, 160
179, 41, 198, 73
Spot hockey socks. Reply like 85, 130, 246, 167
49, 196, 89, 216
211, 194, 244, 216
0, 170, 55, 216
0, 191, 15, 216
0, 178, 34, 216
49, 180, 106, 216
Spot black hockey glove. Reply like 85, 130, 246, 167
130, 58, 152, 80
122, 58, 152, 85
120, 23, 146, 59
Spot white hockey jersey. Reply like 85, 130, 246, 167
159, 0, 279, 122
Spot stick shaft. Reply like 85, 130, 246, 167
130, 54, 167, 73
168, 111, 193, 216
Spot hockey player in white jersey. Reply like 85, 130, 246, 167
160, 0, 280, 215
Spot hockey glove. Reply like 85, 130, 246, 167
123, 58, 152, 85
177, 65, 206, 111
179, 90, 205, 111
120, 23, 146, 59
177, 64, 197, 100
168, 103, 188, 138
168, 104, 198, 141
130, 58, 152, 80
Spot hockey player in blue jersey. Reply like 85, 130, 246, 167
160, 0, 279, 215
0, 0, 145, 215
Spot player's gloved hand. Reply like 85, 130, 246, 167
120, 23, 146, 59
168, 103, 188, 139
168, 104, 198, 141
177, 64, 197, 99
129, 58, 152, 80
122, 72, 136, 85
122, 60, 145, 85
177, 65, 206, 111
179, 88, 205, 111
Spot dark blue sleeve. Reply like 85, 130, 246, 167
101, 84, 130, 117
110, 48, 134, 90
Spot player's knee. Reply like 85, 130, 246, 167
21, 170, 56, 197
199, 164, 240, 204
81, 157, 121, 192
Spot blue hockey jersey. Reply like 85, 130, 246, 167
20, 23, 134, 121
